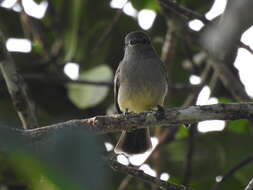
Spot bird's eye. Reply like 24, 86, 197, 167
128, 38, 150, 45
129, 40, 137, 45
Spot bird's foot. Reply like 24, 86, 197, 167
123, 108, 130, 115
185, 122, 197, 128
155, 105, 165, 120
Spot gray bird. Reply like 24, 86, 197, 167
114, 31, 168, 155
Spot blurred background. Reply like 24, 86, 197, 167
0, 0, 253, 190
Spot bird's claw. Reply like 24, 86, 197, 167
155, 105, 165, 120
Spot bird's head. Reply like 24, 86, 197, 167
125, 31, 151, 48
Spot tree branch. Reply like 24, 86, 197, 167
182, 123, 197, 186
158, 0, 253, 55
157, 0, 209, 23
22, 73, 113, 87
21, 73, 198, 90
211, 154, 253, 190
107, 156, 189, 190
91, 2, 127, 55
207, 58, 250, 102
0, 30, 38, 129
244, 178, 253, 190
158, 0, 251, 102
117, 175, 134, 190
9, 102, 253, 143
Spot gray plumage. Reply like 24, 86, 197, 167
114, 31, 168, 155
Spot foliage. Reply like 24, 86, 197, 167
0, 0, 253, 190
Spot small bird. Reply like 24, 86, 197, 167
114, 31, 168, 155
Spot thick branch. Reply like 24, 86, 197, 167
13, 103, 253, 142
207, 58, 250, 102
107, 156, 189, 190
158, 0, 253, 55
0, 30, 38, 129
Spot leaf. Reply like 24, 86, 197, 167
179, 0, 214, 14
32, 39, 44, 54
131, 0, 159, 11
175, 125, 188, 139
218, 97, 233, 103
227, 120, 250, 134
0, 127, 107, 190
67, 65, 113, 109
64, 0, 84, 62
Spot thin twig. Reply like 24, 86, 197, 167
46, 0, 62, 34
182, 123, 197, 186
239, 42, 253, 55
23, 73, 113, 87
21, 73, 199, 89
183, 56, 211, 106
19, 1, 50, 57
244, 178, 253, 190
161, 19, 177, 74
180, 56, 211, 186
171, 12, 250, 103
107, 156, 189, 190
117, 175, 133, 190
152, 19, 178, 190
211, 154, 253, 190
91, 2, 127, 55
158, 0, 208, 23
150, 54, 210, 178
0, 30, 38, 129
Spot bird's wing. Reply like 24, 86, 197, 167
162, 61, 170, 87
114, 62, 122, 113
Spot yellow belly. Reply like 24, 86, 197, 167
118, 86, 165, 113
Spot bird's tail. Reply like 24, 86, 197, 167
114, 128, 152, 155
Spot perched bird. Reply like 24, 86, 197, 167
114, 31, 168, 155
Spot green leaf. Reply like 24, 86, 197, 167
131, 0, 159, 11
175, 125, 188, 138
64, 0, 84, 62
218, 97, 233, 103
227, 120, 250, 134
32, 40, 44, 54
67, 65, 113, 109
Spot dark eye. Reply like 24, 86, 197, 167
129, 40, 137, 45
128, 38, 150, 45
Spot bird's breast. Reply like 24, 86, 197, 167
118, 73, 167, 112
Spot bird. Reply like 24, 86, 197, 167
114, 31, 168, 155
